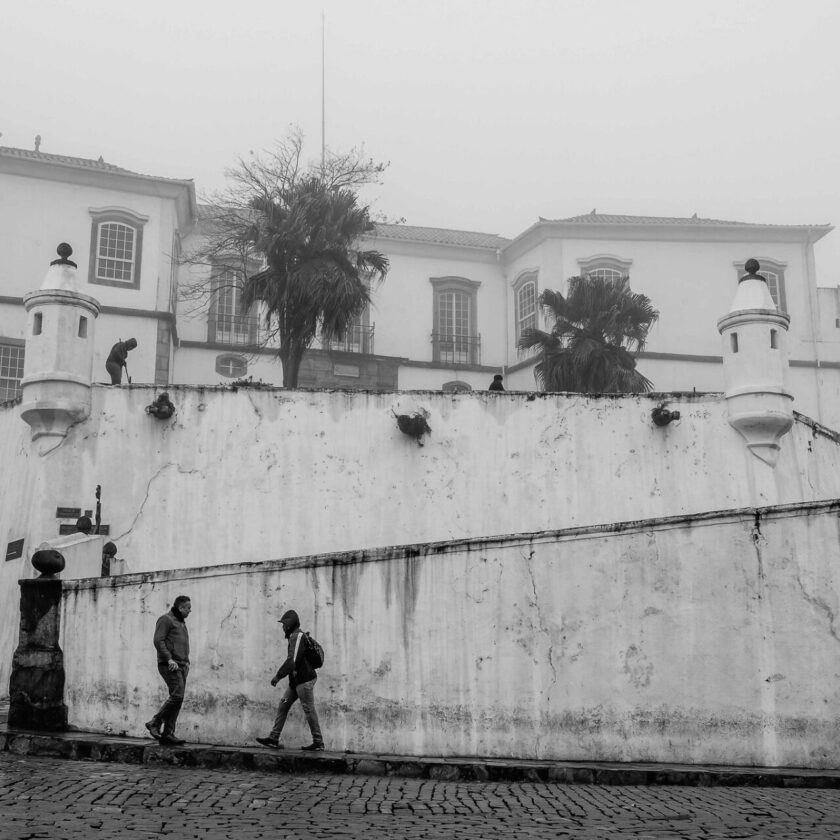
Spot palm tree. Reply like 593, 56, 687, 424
241, 176, 389, 387
518, 274, 659, 393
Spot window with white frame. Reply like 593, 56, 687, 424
209, 266, 258, 345
514, 272, 538, 341
0, 340, 25, 402
430, 277, 481, 366
577, 255, 633, 283
88, 207, 147, 289
734, 259, 787, 310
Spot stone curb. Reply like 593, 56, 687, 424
3, 728, 840, 788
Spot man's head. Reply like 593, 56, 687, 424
125, 338, 138, 351
279, 609, 300, 637
493, 375, 503, 382
75, 516, 92, 534
172, 596, 192, 620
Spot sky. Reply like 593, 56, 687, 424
3, 0, 839, 280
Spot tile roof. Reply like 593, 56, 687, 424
371, 223, 509, 249
0, 146, 193, 186
546, 211, 828, 229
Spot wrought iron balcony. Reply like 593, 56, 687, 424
207, 314, 266, 346
431, 332, 481, 366
324, 324, 375, 355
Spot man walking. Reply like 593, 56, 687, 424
145, 595, 191, 746
256, 609, 324, 751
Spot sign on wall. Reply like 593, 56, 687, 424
5, 539, 24, 561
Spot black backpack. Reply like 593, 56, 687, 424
303, 632, 324, 669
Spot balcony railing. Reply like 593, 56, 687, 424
324, 324, 375, 355
208, 314, 266, 346
431, 332, 481, 366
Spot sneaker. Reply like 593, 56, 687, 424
159, 734, 186, 746
256, 736, 280, 748
144, 720, 162, 740
300, 743, 324, 751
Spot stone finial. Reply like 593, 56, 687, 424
34, 134, 41, 152
50, 243, 78, 268
742, 258, 762, 280
31, 542, 66, 578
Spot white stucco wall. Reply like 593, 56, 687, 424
4, 386, 840, 696
57, 499, 840, 767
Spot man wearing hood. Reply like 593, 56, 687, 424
145, 595, 191, 746
256, 609, 324, 751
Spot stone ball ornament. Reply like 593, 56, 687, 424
31, 542, 66, 578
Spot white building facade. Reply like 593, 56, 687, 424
3, 146, 840, 426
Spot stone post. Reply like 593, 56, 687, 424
8, 547, 68, 730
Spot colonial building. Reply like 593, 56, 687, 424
2, 145, 840, 425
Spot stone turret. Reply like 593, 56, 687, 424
19, 244, 100, 454
716, 258, 793, 467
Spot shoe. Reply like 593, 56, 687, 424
159, 734, 186, 746
256, 736, 280, 748
144, 720, 162, 740
300, 743, 324, 751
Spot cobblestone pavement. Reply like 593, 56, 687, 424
4, 755, 840, 839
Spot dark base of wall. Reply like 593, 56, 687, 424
8, 697, 68, 731
2, 727, 840, 787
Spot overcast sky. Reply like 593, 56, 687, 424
3, 0, 839, 280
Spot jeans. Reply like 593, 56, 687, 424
269, 677, 323, 746
151, 662, 189, 736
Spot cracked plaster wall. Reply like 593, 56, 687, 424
57, 501, 840, 766
4, 386, 840, 696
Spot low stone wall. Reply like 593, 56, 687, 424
58, 499, 840, 768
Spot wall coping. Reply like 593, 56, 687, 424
60, 498, 840, 591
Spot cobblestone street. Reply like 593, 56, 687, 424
3, 754, 840, 839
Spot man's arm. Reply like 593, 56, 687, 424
272, 632, 301, 684
153, 615, 174, 662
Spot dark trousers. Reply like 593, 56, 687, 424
152, 662, 189, 735
106, 361, 123, 385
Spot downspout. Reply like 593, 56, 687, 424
498, 247, 509, 379
803, 229, 824, 423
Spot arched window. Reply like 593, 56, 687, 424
88, 207, 148, 289
577, 255, 633, 283
734, 259, 787, 310
430, 277, 481, 365
513, 272, 538, 342
442, 380, 472, 393
215, 354, 247, 378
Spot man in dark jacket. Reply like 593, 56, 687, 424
105, 337, 137, 384
256, 609, 324, 751
145, 596, 191, 746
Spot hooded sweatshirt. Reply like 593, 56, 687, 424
273, 609, 317, 687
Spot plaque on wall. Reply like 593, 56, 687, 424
5, 539, 24, 561
59, 524, 110, 536
56, 507, 81, 519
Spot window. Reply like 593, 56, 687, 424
734, 259, 787, 310
442, 380, 472, 393
215, 354, 247, 378
513, 272, 538, 342
88, 207, 148, 289
430, 277, 481, 366
577, 255, 633, 283
208, 266, 259, 346
0, 340, 25, 402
